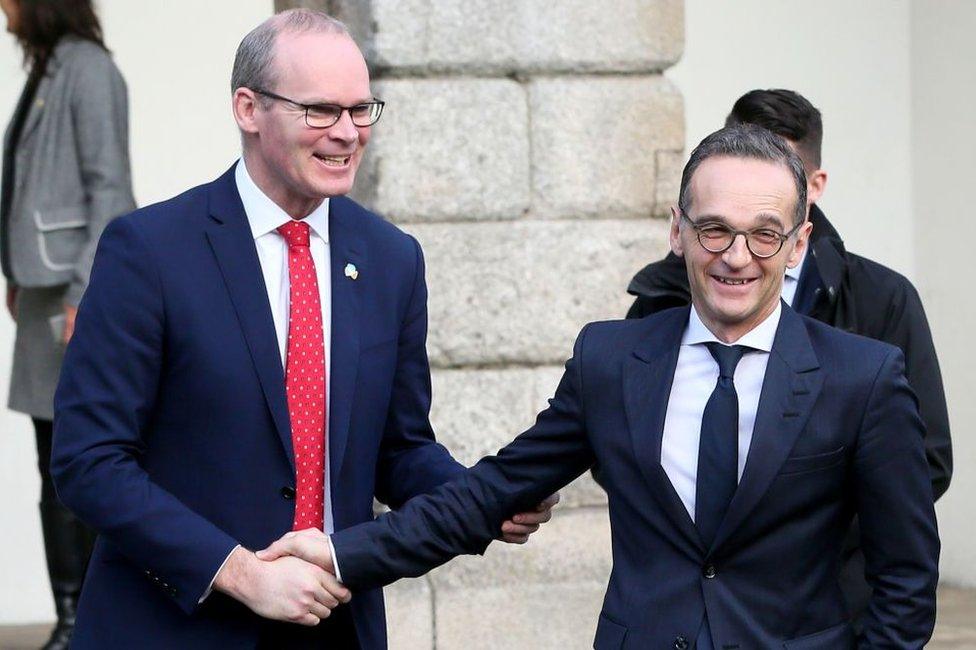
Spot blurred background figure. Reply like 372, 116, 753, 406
0, 0, 135, 647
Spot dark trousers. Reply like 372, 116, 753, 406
258, 604, 360, 649
34, 417, 97, 648
34, 417, 58, 503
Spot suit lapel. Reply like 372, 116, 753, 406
711, 306, 823, 551
17, 51, 65, 147
11, 76, 48, 150
623, 307, 705, 554
205, 165, 294, 470
326, 197, 365, 484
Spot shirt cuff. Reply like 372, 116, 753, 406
327, 536, 343, 583
199, 544, 241, 604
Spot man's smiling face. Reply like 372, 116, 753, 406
670, 155, 810, 342
247, 30, 374, 217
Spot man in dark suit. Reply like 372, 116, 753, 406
263, 125, 939, 649
50, 9, 552, 649
626, 90, 951, 624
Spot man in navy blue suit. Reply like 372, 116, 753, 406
50, 9, 553, 649
264, 125, 940, 649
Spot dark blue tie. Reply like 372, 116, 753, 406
696, 342, 750, 548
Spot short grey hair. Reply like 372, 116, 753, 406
678, 124, 808, 226
231, 9, 350, 96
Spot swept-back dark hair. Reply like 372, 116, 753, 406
679, 125, 808, 227
725, 89, 823, 170
13, 0, 106, 72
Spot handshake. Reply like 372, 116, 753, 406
213, 494, 560, 626
213, 528, 346, 627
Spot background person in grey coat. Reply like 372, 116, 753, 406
0, 0, 135, 647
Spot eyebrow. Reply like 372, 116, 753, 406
301, 96, 377, 106
693, 212, 787, 230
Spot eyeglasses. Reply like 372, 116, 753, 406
251, 89, 385, 128
680, 211, 802, 258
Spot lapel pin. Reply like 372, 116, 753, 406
344, 263, 359, 280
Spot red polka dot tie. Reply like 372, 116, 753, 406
278, 220, 326, 531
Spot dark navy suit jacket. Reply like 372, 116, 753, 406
50, 165, 464, 649
331, 305, 940, 649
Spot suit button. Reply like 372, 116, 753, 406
703, 564, 717, 579
281, 486, 296, 500
674, 636, 689, 650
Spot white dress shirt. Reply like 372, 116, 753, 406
235, 159, 336, 535
781, 247, 807, 307
201, 161, 337, 600
660, 303, 781, 521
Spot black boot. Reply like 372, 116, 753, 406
38, 499, 96, 650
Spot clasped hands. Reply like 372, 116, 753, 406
214, 493, 559, 626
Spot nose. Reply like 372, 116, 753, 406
328, 109, 360, 144
721, 233, 752, 269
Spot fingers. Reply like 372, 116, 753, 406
257, 529, 332, 567
500, 531, 531, 544
258, 536, 323, 565
539, 492, 561, 510
501, 521, 541, 536
510, 507, 553, 526
255, 537, 291, 562
320, 571, 352, 605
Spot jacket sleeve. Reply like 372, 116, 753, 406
63, 50, 136, 306
332, 326, 596, 590
879, 280, 952, 499
374, 236, 465, 508
51, 218, 239, 614
855, 348, 940, 648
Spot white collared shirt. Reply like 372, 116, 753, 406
781, 247, 807, 307
660, 303, 781, 521
202, 162, 339, 601
235, 159, 336, 536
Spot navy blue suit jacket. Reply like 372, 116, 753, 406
331, 305, 939, 649
51, 165, 464, 648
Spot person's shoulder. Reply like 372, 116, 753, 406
115, 178, 214, 236
582, 306, 687, 347
330, 195, 421, 263
55, 37, 114, 69
801, 311, 900, 367
54, 37, 125, 89
331, 195, 403, 236
845, 251, 921, 304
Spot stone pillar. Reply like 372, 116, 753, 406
276, 2, 684, 647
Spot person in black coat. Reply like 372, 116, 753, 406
626, 89, 951, 626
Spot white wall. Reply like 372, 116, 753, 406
911, 1, 976, 588
0, 0, 272, 624
669, 0, 915, 278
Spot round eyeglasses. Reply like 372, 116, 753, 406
252, 89, 385, 128
680, 211, 802, 258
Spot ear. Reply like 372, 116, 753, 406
669, 206, 685, 257
786, 220, 814, 269
806, 168, 828, 206
233, 88, 262, 135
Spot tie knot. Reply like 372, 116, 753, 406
277, 220, 311, 248
704, 342, 750, 380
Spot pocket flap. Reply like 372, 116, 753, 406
593, 613, 627, 649
783, 621, 854, 649
779, 446, 846, 475
33, 206, 87, 232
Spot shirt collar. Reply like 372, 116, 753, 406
784, 246, 807, 281
683, 302, 781, 353
234, 158, 330, 243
